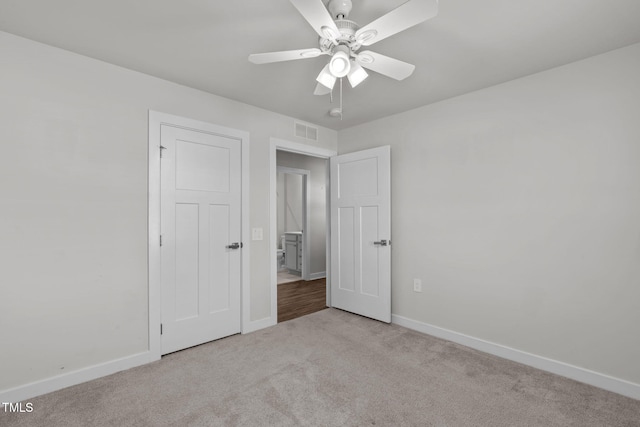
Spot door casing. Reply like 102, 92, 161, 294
149, 111, 250, 360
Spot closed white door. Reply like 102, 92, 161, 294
330, 146, 391, 323
160, 125, 242, 354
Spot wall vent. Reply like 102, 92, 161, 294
294, 121, 318, 141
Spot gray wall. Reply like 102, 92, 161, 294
277, 151, 328, 276
0, 31, 337, 392
338, 43, 640, 385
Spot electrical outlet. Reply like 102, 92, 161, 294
413, 279, 422, 293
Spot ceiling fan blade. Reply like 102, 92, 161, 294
289, 0, 341, 42
355, 0, 438, 46
248, 48, 323, 64
356, 51, 415, 81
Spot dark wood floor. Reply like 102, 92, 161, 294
277, 278, 327, 323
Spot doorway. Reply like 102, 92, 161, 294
269, 139, 336, 323
270, 141, 392, 325
276, 151, 328, 321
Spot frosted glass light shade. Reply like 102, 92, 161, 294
347, 62, 368, 87
316, 64, 337, 90
314, 82, 332, 95
329, 51, 351, 78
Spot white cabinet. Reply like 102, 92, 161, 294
284, 232, 303, 274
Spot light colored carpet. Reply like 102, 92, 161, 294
2, 308, 639, 426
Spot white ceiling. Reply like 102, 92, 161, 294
2, 0, 640, 130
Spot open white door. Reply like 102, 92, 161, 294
330, 146, 391, 323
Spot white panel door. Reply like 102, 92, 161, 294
330, 146, 391, 323
161, 125, 242, 354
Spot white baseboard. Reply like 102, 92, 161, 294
308, 271, 326, 280
391, 314, 640, 400
3, 314, 277, 402
9, 315, 635, 403
242, 316, 276, 334
0, 351, 156, 403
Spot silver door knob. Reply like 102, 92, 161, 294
226, 242, 242, 249
373, 239, 389, 246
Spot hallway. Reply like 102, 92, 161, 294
277, 278, 327, 323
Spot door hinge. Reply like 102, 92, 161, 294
160, 145, 166, 158
160, 323, 163, 335
160, 235, 163, 247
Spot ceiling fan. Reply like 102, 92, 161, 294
248, 0, 438, 97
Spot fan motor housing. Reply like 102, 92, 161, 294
319, 19, 360, 53
335, 19, 358, 37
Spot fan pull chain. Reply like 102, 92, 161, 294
339, 78, 343, 120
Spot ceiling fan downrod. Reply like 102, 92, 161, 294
328, 0, 353, 20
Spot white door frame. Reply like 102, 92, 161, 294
277, 166, 310, 281
149, 111, 250, 360
269, 138, 336, 324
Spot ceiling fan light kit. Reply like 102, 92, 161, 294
316, 64, 337, 90
347, 62, 368, 88
329, 45, 351, 77
314, 82, 333, 95
248, 0, 439, 118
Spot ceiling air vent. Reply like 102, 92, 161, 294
294, 121, 318, 141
